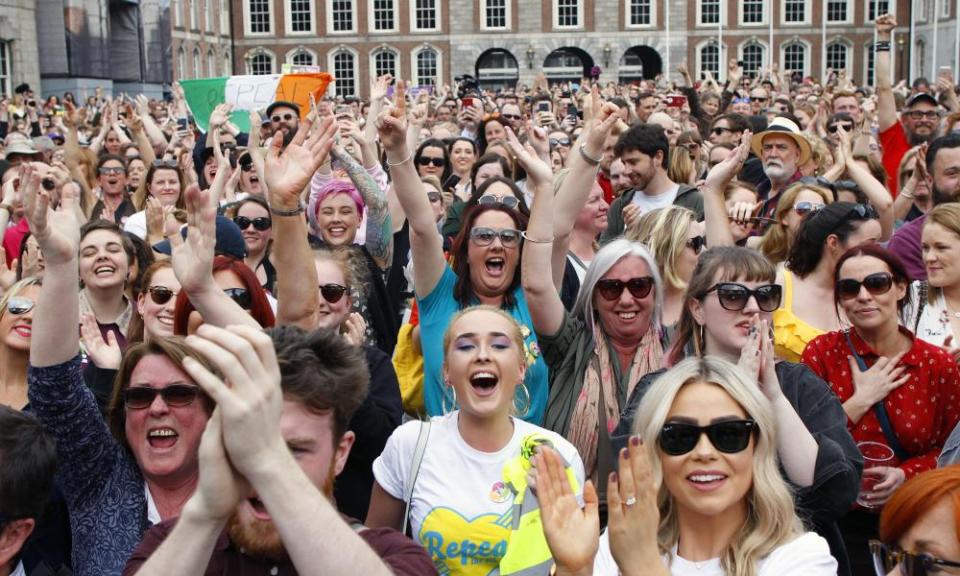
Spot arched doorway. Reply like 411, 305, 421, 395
619, 45, 662, 83
543, 47, 594, 84
475, 49, 519, 91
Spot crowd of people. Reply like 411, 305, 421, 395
3, 12, 960, 576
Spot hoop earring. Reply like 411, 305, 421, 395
441, 385, 458, 414
513, 383, 531, 418
697, 323, 705, 356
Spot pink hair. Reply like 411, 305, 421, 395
314, 179, 366, 220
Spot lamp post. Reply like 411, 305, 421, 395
526, 45, 535, 69
603, 44, 612, 68
898, 34, 906, 81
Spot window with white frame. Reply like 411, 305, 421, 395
329, 0, 355, 32
941, 0, 950, 18
372, 0, 397, 32
206, 0, 215, 31
867, 0, 890, 21
173, 0, 182, 27
826, 41, 850, 72
698, 42, 720, 79
177, 47, 186, 80
916, 0, 927, 21
415, 48, 438, 86
699, 0, 720, 24
189, 0, 198, 29
784, 0, 806, 23
741, 42, 764, 77
413, 0, 439, 31
249, 51, 274, 75
0, 43, 10, 96
288, 0, 313, 33
221, 0, 229, 34
483, 0, 509, 29
332, 51, 357, 96
223, 50, 232, 75
865, 43, 876, 85
373, 49, 398, 78
207, 50, 215, 76
248, 0, 272, 33
554, 0, 581, 29
741, 0, 764, 24
627, 0, 654, 27
193, 48, 202, 78
826, 0, 850, 22
291, 49, 315, 66
782, 42, 806, 76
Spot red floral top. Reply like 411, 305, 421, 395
802, 328, 960, 479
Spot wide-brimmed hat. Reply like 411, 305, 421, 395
750, 117, 811, 165
3, 140, 42, 159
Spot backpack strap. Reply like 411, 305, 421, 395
402, 420, 431, 536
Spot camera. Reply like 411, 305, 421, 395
41, 178, 56, 191
454, 74, 479, 99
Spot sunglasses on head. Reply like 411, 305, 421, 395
234, 216, 272, 231
477, 195, 520, 209
827, 123, 854, 134
686, 235, 707, 254
223, 287, 252, 309
147, 286, 178, 306
153, 159, 178, 168
837, 272, 894, 300
6, 297, 35, 316
271, 113, 296, 122
705, 283, 782, 313
427, 191, 443, 204
550, 137, 571, 147
794, 201, 825, 216
595, 276, 655, 301
123, 384, 202, 410
417, 157, 445, 167
869, 540, 960, 576
470, 227, 522, 247
659, 419, 758, 456
319, 283, 348, 303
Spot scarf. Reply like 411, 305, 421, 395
568, 323, 663, 479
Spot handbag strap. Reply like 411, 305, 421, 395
402, 420, 431, 536
914, 281, 928, 333
843, 331, 911, 461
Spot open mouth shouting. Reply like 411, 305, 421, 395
484, 257, 506, 276
146, 426, 179, 450
469, 370, 499, 397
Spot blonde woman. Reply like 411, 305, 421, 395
0, 277, 41, 409
536, 356, 837, 576
905, 203, 960, 351
626, 206, 704, 333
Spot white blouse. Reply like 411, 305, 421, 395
902, 281, 957, 348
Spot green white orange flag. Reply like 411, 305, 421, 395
179, 73, 333, 133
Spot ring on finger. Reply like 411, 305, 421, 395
624, 496, 637, 507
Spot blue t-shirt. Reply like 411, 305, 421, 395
418, 266, 548, 424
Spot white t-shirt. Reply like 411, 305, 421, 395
373, 412, 585, 576
593, 531, 837, 576
629, 183, 680, 214
122, 210, 148, 239
903, 281, 955, 348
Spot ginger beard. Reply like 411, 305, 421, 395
227, 457, 337, 559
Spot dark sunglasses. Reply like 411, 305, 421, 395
271, 113, 295, 122
659, 419, 758, 456
98, 166, 125, 176
470, 227, 522, 247
837, 272, 894, 300
686, 235, 707, 254
147, 286, 178, 306
751, 96, 769, 102
711, 126, 732, 135
501, 113, 522, 121
7, 297, 35, 316
427, 191, 443, 204
123, 384, 202, 410
319, 283, 348, 303
827, 123, 854, 134
152, 159, 178, 168
417, 156, 445, 167
870, 540, 960, 576
704, 283, 782, 313
595, 276, 655, 301
794, 201, 825, 216
477, 195, 520, 209
223, 287, 252, 309
234, 216, 272, 231
550, 137, 571, 147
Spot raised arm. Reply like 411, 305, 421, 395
330, 142, 393, 270
875, 15, 898, 132
270, 116, 338, 329
837, 125, 894, 240
702, 131, 753, 248
378, 81, 446, 298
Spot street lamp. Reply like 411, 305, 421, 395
526, 44, 535, 69
603, 44, 612, 68
897, 35, 906, 79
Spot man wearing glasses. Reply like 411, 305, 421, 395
265, 101, 301, 147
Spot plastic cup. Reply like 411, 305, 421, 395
857, 441, 895, 508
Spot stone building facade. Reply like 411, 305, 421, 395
0, 0, 40, 97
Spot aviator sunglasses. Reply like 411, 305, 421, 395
469, 227, 522, 248
147, 286, 178, 306
659, 419, 758, 456
704, 283, 782, 313
6, 297, 35, 316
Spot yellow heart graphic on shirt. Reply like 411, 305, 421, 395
418, 507, 511, 576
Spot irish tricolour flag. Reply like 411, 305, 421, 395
180, 73, 333, 133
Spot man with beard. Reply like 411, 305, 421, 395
886, 134, 960, 280
750, 116, 810, 224
876, 14, 942, 197
601, 123, 703, 242
123, 325, 436, 575
266, 101, 301, 148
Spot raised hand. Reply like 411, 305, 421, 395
341, 312, 367, 347
183, 407, 251, 523
21, 163, 79, 266
370, 74, 393, 102
876, 13, 897, 37
704, 130, 752, 191
263, 114, 337, 209
504, 126, 552, 190
375, 80, 408, 152
535, 447, 599, 574
169, 184, 215, 295
208, 103, 233, 130
80, 312, 122, 370
608, 436, 662, 574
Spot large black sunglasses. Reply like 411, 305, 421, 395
223, 287, 252, 309
477, 195, 520, 209
595, 277, 655, 301
469, 227, 522, 248
417, 157, 445, 167
659, 419, 758, 456
234, 216, 272, 231
870, 540, 960, 576
123, 384, 202, 410
704, 283, 782, 313
319, 283, 348, 303
147, 286, 177, 306
837, 272, 894, 301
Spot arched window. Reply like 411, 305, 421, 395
741, 41, 764, 78
193, 48, 202, 78
826, 41, 849, 73
177, 47, 187, 81
415, 48, 438, 86
207, 50, 216, 77
782, 42, 807, 77
698, 42, 720, 80
373, 49, 398, 79
291, 49, 315, 66
223, 50, 233, 75
332, 50, 357, 97
248, 51, 274, 75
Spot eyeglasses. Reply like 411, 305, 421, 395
469, 227, 522, 247
550, 137, 572, 147
223, 287, 252, 309
427, 191, 442, 204
123, 384, 202, 410
152, 159, 178, 168
147, 286, 178, 306
477, 195, 520, 209
98, 166, 125, 176
904, 110, 940, 120
711, 126, 732, 136
595, 276, 655, 301
794, 201, 825, 216
6, 297, 35, 315
686, 235, 707, 254
501, 113, 522, 121
751, 96, 769, 102
704, 283, 782, 313
319, 283, 348, 303
837, 272, 894, 300
234, 216, 272, 231
827, 123, 855, 134
731, 97, 751, 104
659, 420, 758, 456
870, 540, 960, 576
417, 156, 445, 168
271, 113, 296, 122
